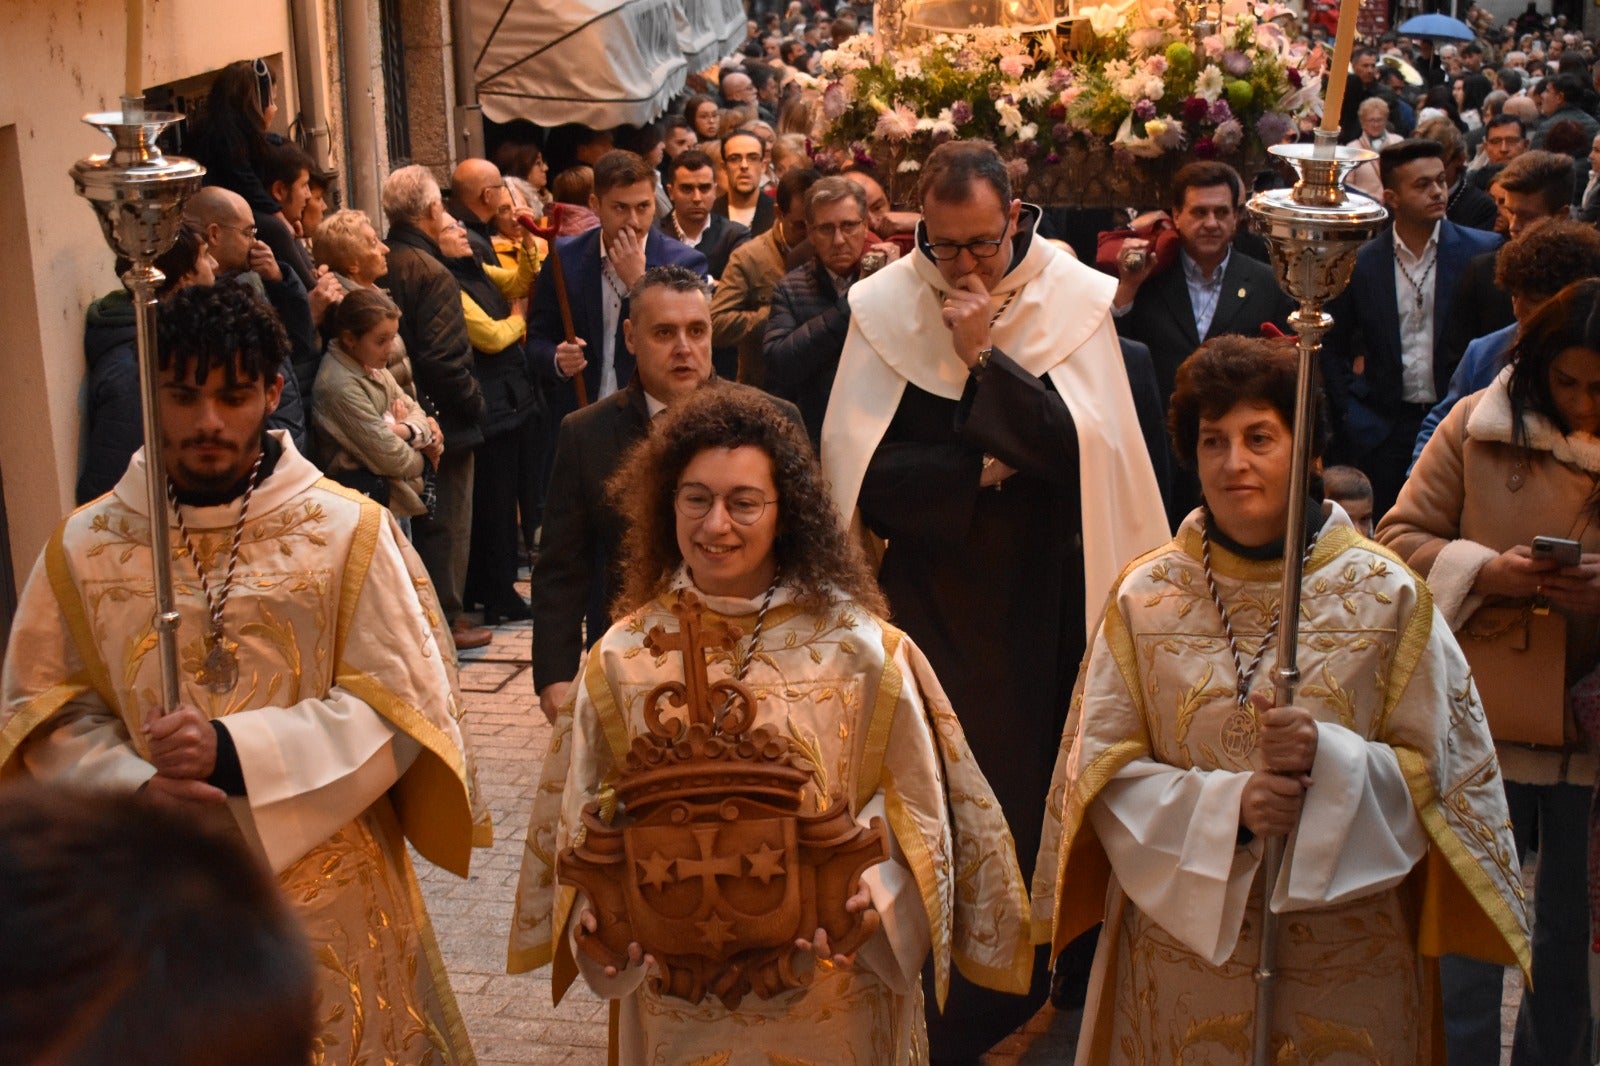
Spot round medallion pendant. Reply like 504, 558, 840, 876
1220, 704, 1259, 761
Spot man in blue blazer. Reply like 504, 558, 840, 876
1322, 139, 1502, 518
525, 151, 707, 522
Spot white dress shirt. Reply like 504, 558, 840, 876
598, 238, 626, 399
1393, 223, 1440, 404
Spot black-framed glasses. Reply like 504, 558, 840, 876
675, 485, 776, 525
921, 231, 1008, 261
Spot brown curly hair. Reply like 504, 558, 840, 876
608, 386, 887, 617
1495, 218, 1600, 302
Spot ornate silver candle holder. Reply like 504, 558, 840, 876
1243, 127, 1388, 1066
70, 96, 206, 711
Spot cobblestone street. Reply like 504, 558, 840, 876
416, 610, 1518, 1065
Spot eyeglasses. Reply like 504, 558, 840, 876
811, 219, 865, 241
923, 234, 1008, 261
221, 223, 258, 240
675, 485, 776, 525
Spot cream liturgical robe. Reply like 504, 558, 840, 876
0, 433, 490, 1066
508, 575, 1033, 1065
1034, 507, 1531, 1065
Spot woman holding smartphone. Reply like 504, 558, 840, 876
1378, 277, 1600, 1066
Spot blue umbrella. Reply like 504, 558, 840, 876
1396, 13, 1476, 41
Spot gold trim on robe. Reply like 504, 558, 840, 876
1032, 508, 1530, 1063
508, 581, 1032, 1062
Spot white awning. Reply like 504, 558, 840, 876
473, 0, 741, 130
677, 0, 745, 75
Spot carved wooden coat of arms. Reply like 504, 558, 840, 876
559, 593, 888, 1009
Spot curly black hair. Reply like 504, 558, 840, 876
608, 386, 887, 617
156, 279, 289, 387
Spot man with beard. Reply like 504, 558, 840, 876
0, 282, 488, 1063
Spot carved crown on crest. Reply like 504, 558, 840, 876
559, 590, 888, 1009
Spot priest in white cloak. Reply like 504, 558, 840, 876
820, 140, 1171, 1058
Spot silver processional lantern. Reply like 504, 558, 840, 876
1244, 127, 1388, 1065
71, 96, 206, 712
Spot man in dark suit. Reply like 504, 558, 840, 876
1439, 149, 1572, 393
1111, 161, 1295, 525
662, 149, 751, 281
531, 267, 799, 721
525, 151, 708, 525
1323, 139, 1502, 518
662, 149, 751, 380
713, 130, 776, 237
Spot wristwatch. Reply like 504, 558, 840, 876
973, 346, 995, 371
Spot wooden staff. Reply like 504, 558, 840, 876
520, 204, 589, 408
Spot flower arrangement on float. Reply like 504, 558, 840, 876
815, 1, 1325, 205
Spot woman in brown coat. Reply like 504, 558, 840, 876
1377, 277, 1600, 1065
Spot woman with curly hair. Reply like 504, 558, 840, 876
510, 387, 1034, 1064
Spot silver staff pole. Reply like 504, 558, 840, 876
70, 97, 206, 712
1244, 127, 1387, 1065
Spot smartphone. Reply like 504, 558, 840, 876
1532, 535, 1583, 567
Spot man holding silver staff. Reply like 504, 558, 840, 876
1034, 335, 1529, 1063
0, 282, 488, 1064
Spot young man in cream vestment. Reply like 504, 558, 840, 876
0, 283, 489, 1065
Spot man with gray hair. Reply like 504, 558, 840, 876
764, 175, 898, 447
378, 164, 491, 650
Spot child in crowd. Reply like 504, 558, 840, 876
1324, 464, 1375, 536
311, 288, 441, 523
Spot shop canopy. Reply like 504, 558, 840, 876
472, 0, 745, 129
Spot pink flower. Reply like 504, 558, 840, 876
1213, 118, 1244, 152
999, 54, 1034, 78
874, 103, 919, 142
1202, 34, 1225, 58
1059, 85, 1084, 108
822, 83, 849, 120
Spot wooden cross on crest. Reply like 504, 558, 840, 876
642, 591, 743, 731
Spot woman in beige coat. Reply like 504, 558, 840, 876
1377, 277, 1600, 1065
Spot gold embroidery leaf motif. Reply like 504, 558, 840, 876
252, 501, 329, 556
1296, 1013, 1381, 1063
1175, 662, 1214, 748
86, 513, 148, 564
1174, 1010, 1252, 1057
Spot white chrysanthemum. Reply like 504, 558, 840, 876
1016, 73, 1054, 107
893, 56, 923, 79
1195, 65, 1226, 102
898, 158, 923, 173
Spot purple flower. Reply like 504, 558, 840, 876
1183, 96, 1209, 123
1194, 136, 1218, 159
853, 146, 878, 168
1052, 121, 1073, 142
1208, 98, 1234, 124
950, 99, 974, 126
1255, 111, 1292, 145
1134, 99, 1158, 120
987, 82, 1005, 100
1049, 67, 1073, 91
1287, 68, 1303, 88
1045, 151, 1061, 164
1221, 49, 1251, 77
